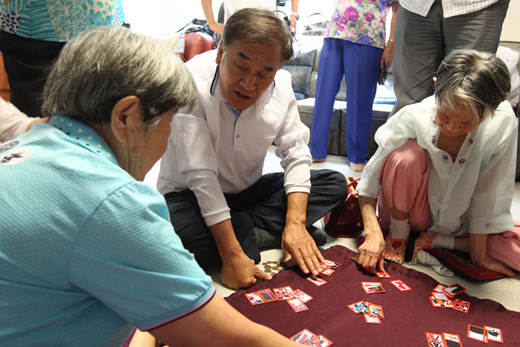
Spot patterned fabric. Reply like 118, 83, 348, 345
399, 0, 499, 18
0, 0, 124, 41
327, 0, 395, 49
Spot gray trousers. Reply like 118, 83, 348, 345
391, 0, 510, 115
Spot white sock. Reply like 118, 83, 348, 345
390, 216, 410, 240
431, 233, 455, 250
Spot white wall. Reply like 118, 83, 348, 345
501, 1, 520, 42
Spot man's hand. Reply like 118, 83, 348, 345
221, 252, 271, 289
357, 233, 385, 274
282, 222, 325, 276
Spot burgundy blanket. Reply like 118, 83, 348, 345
225, 245, 520, 346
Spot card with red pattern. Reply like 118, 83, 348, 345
442, 333, 463, 347
362, 282, 386, 294
485, 326, 503, 343
467, 325, 488, 343
390, 279, 412, 291
452, 299, 470, 313
443, 283, 466, 298
245, 292, 265, 305
290, 329, 316, 344
307, 275, 327, 286
363, 314, 381, 324
287, 298, 309, 312
368, 303, 384, 319
322, 259, 341, 269
256, 289, 277, 303
291, 289, 313, 303
425, 332, 445, 347
273, 286, 293, 300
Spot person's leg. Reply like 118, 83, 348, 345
228, 170, 348, 234
164, 190, 260, 269
0, 31, 65, 117
343, 41, 382, 167
443, 0, 509, 55
309, 38, 345, 161
487, 223, 520, 271
377, 139, 431, 263
390, 3, 444, 116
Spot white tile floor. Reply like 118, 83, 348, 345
145, 146, 520, 312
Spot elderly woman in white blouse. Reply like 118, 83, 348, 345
356, 49, 519, 277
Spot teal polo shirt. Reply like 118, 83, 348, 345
0, 115, 214, 346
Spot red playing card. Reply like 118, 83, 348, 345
442, 333, 463, 347
256, 289, 277, 303
291, 289, 313, 303
273, 286, 293, 301
425, 332, 444, 346
287, 298, 309, 313
363, 314, 381, 324
290, 329, 316, 344
390, 279, 412, 291
245, 292, 265, 305
452, 299, 470, 313
485, 326, 504, 343
443, 283, 466, 298
376, 271, 391, 278
307, 275, 327, 286
361, 282, 386, 294
467, 324, 488, 343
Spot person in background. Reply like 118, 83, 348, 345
201, 0, 300, 34
0, 97, 46, 144
0, 26, 299, 347
309, 0, 399, 172
390, 0, 510, 116
356, 49, 519, 277
158, 8, 348, 290
0, 0, 125, 117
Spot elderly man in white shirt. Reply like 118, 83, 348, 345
391, 0, 510, 115
158, 8, 347, 290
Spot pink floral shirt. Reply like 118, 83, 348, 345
327, 0, 395, 49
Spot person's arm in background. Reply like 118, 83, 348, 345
150, 294, 299, 346
289, 0, 299, 34
380, 1, 398, 69
0, 97, 47, 143
201, 0, 224, 34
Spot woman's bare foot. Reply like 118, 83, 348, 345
350, 162, 365, 172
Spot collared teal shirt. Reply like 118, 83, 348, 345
0, 115, 214, 346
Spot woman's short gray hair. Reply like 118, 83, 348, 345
223, 8, 293, 64
435, 49, 511, 123
43, 26, 197, 126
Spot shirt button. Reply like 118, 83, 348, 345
236, 134, 240, 138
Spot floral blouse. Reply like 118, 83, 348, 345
327, 0, 395, 49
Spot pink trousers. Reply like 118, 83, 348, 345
377, 139, 520, 271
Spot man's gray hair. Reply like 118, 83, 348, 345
223, 8, 293, 64
43, 26, 197, 125
435, 49, 511, 123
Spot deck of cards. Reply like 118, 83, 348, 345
429, 283, 470, 313
348, 300, 385, 324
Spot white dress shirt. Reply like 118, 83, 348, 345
0, 98, 33, 144
400, 0, 499, 18
158, 50, 312, 227
357, 96, 517, 236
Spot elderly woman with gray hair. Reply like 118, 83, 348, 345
355, 49, 520, 278
0, 26, 299, 346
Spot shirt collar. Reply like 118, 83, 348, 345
48, 114, 118, 165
